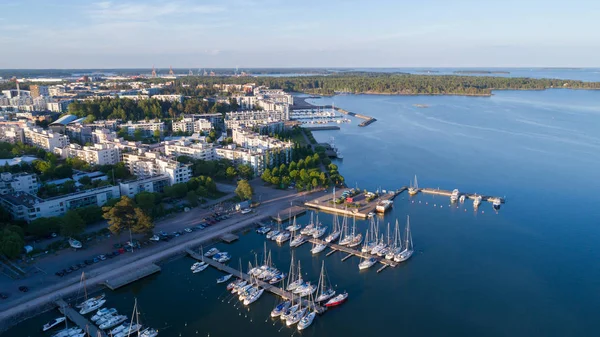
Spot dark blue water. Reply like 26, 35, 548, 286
7, 90, 600, 337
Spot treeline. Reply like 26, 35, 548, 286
169, 73, 600, 96
260, 155, 344, 190
67, 96, 238, 122
0, 142, 46, 160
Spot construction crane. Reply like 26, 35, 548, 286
151, 65, 157, 78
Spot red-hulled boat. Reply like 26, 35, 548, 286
324, 292, 348, 307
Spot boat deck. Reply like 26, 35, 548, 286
185, 248, 326, 314
55, 299, 108, 337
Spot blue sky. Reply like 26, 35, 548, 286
1, 0, 599, 68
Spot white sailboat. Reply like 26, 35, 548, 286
473, 194, 482, 208
347, 217, 363, 248
408, 175, 419, 196
385, 219, 403, 260
338, 213, 353, 246
311, 241, 326, 254
325, 214, 341, 243
300, 212, 316, 235
394, 215, 414, 263
315, 261, 336, 302
287, 261, 304, 291
297, 311, 316, 330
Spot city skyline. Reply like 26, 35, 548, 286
1, 0, 600, 68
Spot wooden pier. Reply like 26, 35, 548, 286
272, 206, 307, 223
419, 188, 505, 203
185, 248, 326, 314
308, 238, 397, 268
55, 299, 108, 337
102, 263, 161, 290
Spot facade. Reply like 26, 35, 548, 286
0, 172, 39, 195
30, 85, 49, 98
56, 143, 121, 166
172, 118, 213, 133
232, 127, 293, 151
22, 125, 69, 151
152, 94, 183, 103
119, 175, 170, 198
47, 99, 73, 112
214, 145, 266, 175
164, 139, 215, 161
125, 121, 165, 136
122, 152, 192, 184
225, 110, 289, 130
0, 185, 119, 222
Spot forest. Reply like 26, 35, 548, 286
169, 72, 600, 96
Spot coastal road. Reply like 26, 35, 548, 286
0, 187, 325, 331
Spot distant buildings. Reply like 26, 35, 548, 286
54, 143, 121, 166
225, 110, 289, 130
23, 125, 69, 152
164, 139, 215, 161
124, 121, 165, 136
172, 117, 212, 134
118, 175, 170, 198
30, 85, 49, 98
122, 152, 192, 185
0, 172, 39, 195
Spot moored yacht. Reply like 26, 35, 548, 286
79, 299, 106, 315
271, 300, 291, 317
91, 308, 117, 321
216, 274, 233, 284
473, 195, 482, 208
491, 198, 501, 210
311, 242, 327, 254
325, 292, 348, 307
42, 317, 66, 332
348, 233, 363, 248
297, 312, 316, 331
290, 234, 308, 247
139, 328, 159, 337
286, 307, 307, 326
394, 215, 414, 263
324, 230, 340, 243
312, 225, 327, 238
275, 232, 291, 243
408, 175, 419, 196
358, 257, 378, 270
450, 189, 460, 202
459, 194, 466, 203
99, 315, 128, 330
204, 248, 219, 257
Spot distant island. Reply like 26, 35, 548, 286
416, 70, 440, 73
454, 70, 510, 74
413, 104, 430, 108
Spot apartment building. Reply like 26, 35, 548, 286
119, 175, 170, 198
0, 172, 39, 195
55, 143, 121, 165
122, 151, 192, 184
124, 121, 165, 136
164, 139, 215, 161
22, 125, 69, 151
172, 118, 213, 133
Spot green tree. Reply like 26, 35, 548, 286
132, 208, 154, 234
0, 229, 24, 259
261, 168, 272, 183
103, 196, 138, 235
235, 179, 253, 200
134, 129, 144, 141
60, 210, 85, 237
226, 166, 238, 180
135, 192, 156, 216
238, 164, 253, 179
27, 217, 62, 237
76, 206, 103, 225
186, 191, 199, 207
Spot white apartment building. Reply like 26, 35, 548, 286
122, 151, 192, 184
48, 85, 66, 97
125, 121, 165, 136
225, 110, 289, 130
0, 185, 120, 222
23, 125, 69, 151
152, 94, 183, 103
119, 175, 170, 198
232, 127, 293, 151
0, 172, 39, 195
46, 99, 73, 113
56, 143, 121, 166
172, 118, 213, 133
0, 124, 24, 142
215, 145, 266, 175
164, 139, 215, 161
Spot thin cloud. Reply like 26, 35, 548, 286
88, 1, 225, 21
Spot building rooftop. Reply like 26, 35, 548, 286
0, 192, 42, 207
50, 114, 78, 126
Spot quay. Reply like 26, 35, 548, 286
334, 107, 377, 127
302, 125, 341, 131
102, 263, 161, 290
55, 299, 107, 337
185, 248, 326, 314
304, 188, 404, 219
308, 238, 397, 268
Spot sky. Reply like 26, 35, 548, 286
1, 0, 599, 69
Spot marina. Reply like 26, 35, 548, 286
307, 237, 397, 268
185, 248, 326, 314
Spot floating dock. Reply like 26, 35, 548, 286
185, 248, 326, 314
55, 299, 107, 337
220, 233, 239, 243
307, 238, 397, 268
102, 263, 161, 290
419, 188, 505, 203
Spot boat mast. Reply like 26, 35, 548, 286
405, 216, 411, 250
82, 272, 88, 301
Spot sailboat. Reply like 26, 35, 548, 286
310, 240, 326, 254
271, 299, 291, 317
408, 175, 419, 196
300, 212, 316, 235
281, 293, 299, 321
394, 215, 414, 263
315, 261, 336, 302
325, 214, 341, 243
385, 219, 403, 260
112, 298, 142, 337
285, 294, 307, 326
338, 214, 353, 246
325, 291, 348, 307
451, 189, 460, 203
75, 273, 105, 309
287, 261, 304, 291
348, 217, 363, 248
359, 229, 378, 270
286, 216, 301, 232
473, 194, 482, 208
297, 311, 316, 330
50, 311, 82, 337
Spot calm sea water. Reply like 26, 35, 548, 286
7, 90, 600, 337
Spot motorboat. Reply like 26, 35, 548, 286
190, 262, 205, 271
359, 257, 378, 270
266, 230, 279, 240
473, 195, 482, 208
139, 328, 159, 337
96, 313, 118, 326
79, 299, 106, 315
43, 317, 66, 331
192, 263, 208, 273
492, 198, 502, 210
76, 294, 105, 308
290, 235, 308, 247
271, 300, 291, 317
325, 292, 348, 307
216, 274, 233, 284
243, 288, 264, 305
286, 307, 307, 326
213, 252, 231, 263
99, 315, 128, 330
311, 243, 327, 254
51, 328, 83, 337
256, 226, 271, 234
459, 195, 466, 203
91, 308, 117, 321
204, 248, 219, 257
450, 189, 460, 203
68, 238, 82, 249
114, 324, 143, 337
324, 231, 340, 243
297, 311, 316, 331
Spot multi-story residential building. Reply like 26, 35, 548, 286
152, 94, 183, 103
47, 99, 73, 113
48, 85, 66, 97
119, 175, 170, 198
0, 172, 39, 195
164, 139, 215, 161
91, 128, 118, 143
0, 185, 119, 222
232, 127, 293, 151
22, 125, 69, 151
225, 110, 289, 130
0, 124, 24, 143
214, 145, 267, 175
125, 121, 165, 136
30, 85, 50, 98
65, 124, 92, 144
184, 113, 223, 129
122, 151, 192, 184
55, 143, 121, 166
172, 118, 213, 133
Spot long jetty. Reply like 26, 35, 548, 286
419, 188, 505, 203
102, 263, 161, 290
307, 238, 397, 268
185, 248, 326, 314
334, 107, 377, 127
55, 299, 108, 337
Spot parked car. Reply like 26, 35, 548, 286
99, 254, 106, 261
65, 267, 73, 273
172, 232, 180, 237
0, 293, 8, 299
18, 286, 29, 292
84, 259, 94, 265
78, 262, 86, 268
150, 235, 160, 242
71, 265, 80, 271
55, 271, 65, 277
184, 228, 192, 233
93, 258, 99, 263
241, 208, 252, 214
